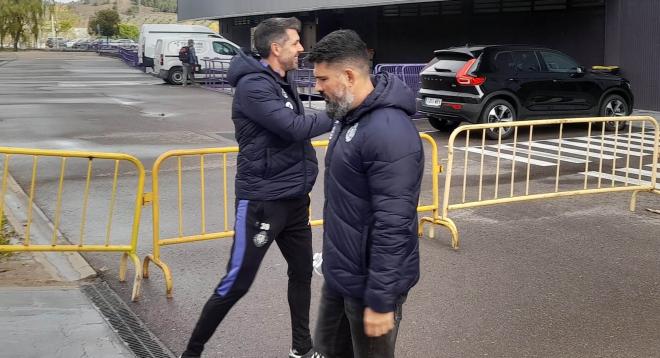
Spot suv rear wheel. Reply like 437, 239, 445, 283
428, 116, 461, 132
480, 99, 516, 140
600, 94, 629, 131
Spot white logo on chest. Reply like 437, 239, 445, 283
345, 122, 359, 142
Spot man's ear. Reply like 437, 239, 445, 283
270, 42, 281, 57
345, 68, 357, 86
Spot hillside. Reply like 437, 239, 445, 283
66, 0, 213, 31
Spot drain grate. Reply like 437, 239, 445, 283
82, 282, 175, 358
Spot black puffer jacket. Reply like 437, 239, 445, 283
227, 51, 333, 200
322, 72, 424, 313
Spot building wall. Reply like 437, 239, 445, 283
606, 0, 660, 111
212, 0, 659, 110
372, 3, 605, 67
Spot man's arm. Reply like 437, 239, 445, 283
238, 75, 333, 141
362, 120, 423, 313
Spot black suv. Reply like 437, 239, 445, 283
417, 45, 634, 139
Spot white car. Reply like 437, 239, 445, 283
153, 37, 239, 85
110, 39, 136, 48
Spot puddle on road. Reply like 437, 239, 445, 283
140, 111, 176, 118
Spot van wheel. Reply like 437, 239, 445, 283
480, 99, 516, 140
168, 68, 184, 85
428, 116, 461, 132
599, 94, 629, 131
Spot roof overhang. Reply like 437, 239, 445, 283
177, 0, 445, 21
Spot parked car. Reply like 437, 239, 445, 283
417, 45, 634, 139
110, 38, 136, 48
72, 39, 92, 49
153, 37, 239, 85
46, 37, 66, 48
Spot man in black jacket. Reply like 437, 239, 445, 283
181, 17, 333, 358
309, 30, 423, 358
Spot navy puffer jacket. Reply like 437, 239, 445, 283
322, 72, 423, 313
227, 51, 333, 200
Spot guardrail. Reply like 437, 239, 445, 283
419, 116, 660, 248
2, 117, 656, 299
0, 147, 146, 301
200, 58, 233, 94
142, 134, 441, 297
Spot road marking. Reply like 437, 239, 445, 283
456, 132, 657, 166
581, 170, 660, 189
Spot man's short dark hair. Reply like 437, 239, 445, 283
308, 30, 370, 72
253, 17, 301, 58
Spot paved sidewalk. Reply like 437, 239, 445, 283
0, 286, 135, 358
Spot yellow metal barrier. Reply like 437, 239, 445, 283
144, 134, 441, 297
0, 147, 146, 301
420, 116, 660, 249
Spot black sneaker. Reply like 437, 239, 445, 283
288, 348, 319, 358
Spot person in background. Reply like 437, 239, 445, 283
181, 39, 199, 87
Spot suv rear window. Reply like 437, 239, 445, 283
431, 53, 473, 73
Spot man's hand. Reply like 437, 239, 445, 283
363, 307, 394, 337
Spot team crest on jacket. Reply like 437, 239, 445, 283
285, 102, 294, 109
345, 122, 359, 142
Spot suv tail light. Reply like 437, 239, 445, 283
160, 54, 164, 66
456, 58, 486, 86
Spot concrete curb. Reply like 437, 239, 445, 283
3, 173, 97, 282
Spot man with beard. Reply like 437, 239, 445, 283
308, 30, 424, 358
180, 17, 333, 358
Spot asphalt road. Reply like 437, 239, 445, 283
1, 51, 659, 358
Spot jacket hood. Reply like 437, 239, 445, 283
343, 72, 417, 124
227, 50, 287, 87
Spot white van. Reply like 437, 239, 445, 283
153, 37, 240, 85
138, 24, 222, 69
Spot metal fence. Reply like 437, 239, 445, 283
0, 147, 146, 301
200, 58, 233, 94
420, 116, 660, 248
142, 134, 441, 297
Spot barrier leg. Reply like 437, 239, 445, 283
438, 217, 459, 250
419, 216, 459, 249
119, 252, 128, 282
128, 252, 142, 302
143, 254, 174, 298
630, 190, 640, 211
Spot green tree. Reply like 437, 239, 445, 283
2, 0, 45, 51
88, 9, 120, 39
0, 0, 8, 49
117, 23, 139, 40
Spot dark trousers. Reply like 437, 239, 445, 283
182, 63, 196, 86
314, 284, 406, 358
182, 197, 313, 357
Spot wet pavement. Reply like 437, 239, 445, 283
0, 51, 659, 357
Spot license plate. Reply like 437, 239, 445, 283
425, 97, 442, 107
